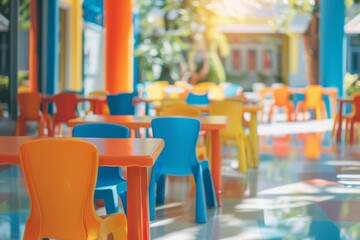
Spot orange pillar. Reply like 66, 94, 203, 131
29, 0, 38, 92
105, 0, 133, 94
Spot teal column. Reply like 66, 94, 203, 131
133, 11, 140, 95
45, 0, 59, 95
320, 0, 345, 96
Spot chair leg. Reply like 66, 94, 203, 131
315, 106, 322, 120
119, 191, 127, 215
156, 174, 166, 205
236, 135, 247, 172
331, 113, 338, 137
268, 104, 274, 123
345, 119, 350, 143
38, 120, 45, 136
286, 103, 294, 121
350, 121, 356, 144
202, 166, 217, 208
194, 168, 207, 223
149, 173, 156, 221
95, 190, 119, 215
302, 107, 307, 121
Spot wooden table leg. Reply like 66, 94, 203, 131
249, 112, 259, 167
127, 166, 150, 240
336, 102, 343, 142
211, 130, 222, 206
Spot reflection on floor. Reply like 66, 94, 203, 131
0, 120, 360, 239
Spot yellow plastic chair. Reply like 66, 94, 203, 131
19, 139, 127, 240
209, 101, 251, 172
153, 99, 186, 116
191, 82, 224, 100
162, 104, 207, 160
295, 85, 327, 121
145, 81, 169, 100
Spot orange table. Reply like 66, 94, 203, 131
334, 98, 353, 142
41, 95, 107, 115
68, 115, 228, 206
0, 136, 164, 240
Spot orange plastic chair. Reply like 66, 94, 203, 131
191, 82, 224, 100
295, 85, 327, 121
209, 101, 251, 172
16, 92, 51, 136
344, 93, 360, 144
19, 139, 127, 239
268, 86, 294, 122
50, 93, 78, 136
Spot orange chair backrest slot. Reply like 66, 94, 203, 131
304, 85, 323, 108
18, 92, 42, 120
53, 93, 78, 122
273, 86, 290, 106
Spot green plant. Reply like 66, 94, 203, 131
135, 0, 229, 84
344, 72, 360, 97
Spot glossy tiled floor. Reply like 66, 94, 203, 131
0, 120, 360, 239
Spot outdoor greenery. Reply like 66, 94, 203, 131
135, 0, 229, 84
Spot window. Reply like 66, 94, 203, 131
231, 49, 242, 72
247, 50, 257, 72
262, 49, 273, 72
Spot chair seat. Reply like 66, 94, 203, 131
96, 179, 127, 189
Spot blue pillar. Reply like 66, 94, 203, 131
320, 0, 345, 96
46, 0, 59, 95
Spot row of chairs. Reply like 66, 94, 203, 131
263, 85, 328, 122
138, 81, 242, 100
15, 91, 137, 136
19, 117, 218, 238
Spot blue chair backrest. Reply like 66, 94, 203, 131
186, 92, 209, 105
107, 92, 135, 115
72, 123, 130, 180
151, 117, 200, 175
224, 84, 242, 97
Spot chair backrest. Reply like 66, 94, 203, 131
145, 81, 168, 100
163, 104, 201, 117
186, 92, 209, 105
161, 98, 186, 107
89, 90, 108, 97
107, 92, 135, 115
151, 117, 200, 175
223, 83, 243, 97
273, 86, 290, 106
53, 93, 78, 122
18, 92, 42, 120
352, 93, 360, 121
19, 139, 101, 239
191, 82, 224, 100
72, 123, 130, 180
304, 85, 323, 107
209, 101, 244, 139
62, 89, 82, 95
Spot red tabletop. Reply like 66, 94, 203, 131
0, 136, 164, 240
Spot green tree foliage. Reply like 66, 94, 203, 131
135, 0, 229, 84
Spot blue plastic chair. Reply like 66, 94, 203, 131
224, 83, 242, 97
186, 92, 209, 105
149, 117, 217, 223
72, 123, 129, 215
107, 92, 135, 115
